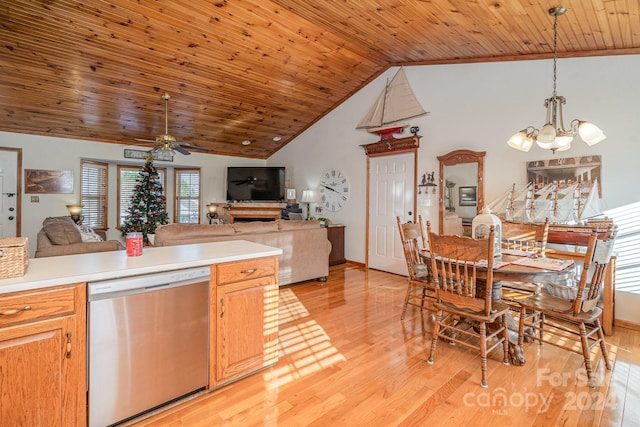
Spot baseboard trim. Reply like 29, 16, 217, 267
614, 319, 640, 331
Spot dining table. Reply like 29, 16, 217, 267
421, 248, 576, 366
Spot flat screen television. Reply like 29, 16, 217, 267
226, 166, 286, 202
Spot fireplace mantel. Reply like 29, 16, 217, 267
212, 202, 287, 223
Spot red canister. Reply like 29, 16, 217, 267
126, 232, 143, 256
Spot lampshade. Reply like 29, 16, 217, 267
472, 207, 502, 257
507, 129, 534, 152
301, 190, 314, 203
507, 7, 605, 154
66, 204, 83, 216
577, 121, 607, 146
206, 203, 217, 214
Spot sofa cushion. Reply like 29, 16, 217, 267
43, 216, 82, 245
233, 221, 278, 234
156, 223, 236, 240
278, 219, 321, 231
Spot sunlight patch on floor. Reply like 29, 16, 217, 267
262, 288, 346, 389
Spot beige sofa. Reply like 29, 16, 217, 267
154, 220, 331, 286
35, 216, 124, 258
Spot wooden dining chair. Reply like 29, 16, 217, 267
396, 216, 435, 320
517, 227, 617, 388
500, 218, 550, 305
426, 222, 510, 388
501, 218, 550, 255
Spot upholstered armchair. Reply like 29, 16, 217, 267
35, 216, 124, 258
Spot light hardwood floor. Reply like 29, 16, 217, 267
131, 262, 640, 426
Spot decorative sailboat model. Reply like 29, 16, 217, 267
487, 179, 603, 225
356, 67, 428, 140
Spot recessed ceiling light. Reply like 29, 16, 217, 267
242, 140, 251, 146
273, 136, 282, 142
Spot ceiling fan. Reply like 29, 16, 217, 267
135, 93, 208, 156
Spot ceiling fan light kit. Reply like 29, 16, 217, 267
507, 6, 605, 154
134, 92, 209, 156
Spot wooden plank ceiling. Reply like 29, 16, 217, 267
1, 0, 639, 159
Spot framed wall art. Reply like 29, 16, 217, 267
124, 148, 173, 162
526, 155, 602, 197
459, 186, 477, 206
25, 169, 73, 194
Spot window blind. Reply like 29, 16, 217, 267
81, 160, 108, 229
175, 169, 201, 224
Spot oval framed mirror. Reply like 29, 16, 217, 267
437, 150, 486, 235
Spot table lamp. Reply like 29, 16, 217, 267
66, 204, 84, 225
300, 190, 314, 220
206, 204, 218, 224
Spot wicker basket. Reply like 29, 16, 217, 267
0, 237, 29, 279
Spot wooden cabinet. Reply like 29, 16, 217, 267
210, 256, 279, 387
327, 225, 346, 266
0, 284, 86, 426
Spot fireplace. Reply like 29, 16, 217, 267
225, 203, 285, 223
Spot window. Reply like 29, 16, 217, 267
80, 160, 108, 229
117, 165, 166, 228
175, 168, 201, 223
604, 201, 640, 293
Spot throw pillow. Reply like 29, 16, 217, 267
77, 224, 104, 242
42, 216, 82, 245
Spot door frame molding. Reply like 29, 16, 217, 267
0, 146, 22, 237
364, 136, 420, 268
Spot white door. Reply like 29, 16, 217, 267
0, 148, 20, 238
368, 152, 415, 275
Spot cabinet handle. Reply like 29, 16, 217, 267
220, 298, 225, 318
65, 332, 72, 359
240, 268, 257, 274
0, 305, 31, 316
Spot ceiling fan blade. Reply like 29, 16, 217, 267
179, 143, 208, 153
173, 145, 191, 155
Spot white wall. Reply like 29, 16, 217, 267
269, 54, 640, 323
0, 132, 265, 255
271, 55, 640, 260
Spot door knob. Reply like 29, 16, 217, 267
8, 207, 14, 211
8, 216, 14, 221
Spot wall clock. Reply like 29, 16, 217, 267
319, 168, 349, 212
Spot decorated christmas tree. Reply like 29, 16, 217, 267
120, 154, 169, 243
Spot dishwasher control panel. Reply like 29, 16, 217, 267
88, 266, 211, 298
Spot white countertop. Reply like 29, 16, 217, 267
0, 240, 282, 295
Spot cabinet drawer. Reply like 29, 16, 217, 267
0, 286, 76, 328
217, 257, 277, 285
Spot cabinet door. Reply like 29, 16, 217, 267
214, 276, 278, 384
0, 316, 79, 427
327, 225, 346, 265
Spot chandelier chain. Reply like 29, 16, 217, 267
552, 12, 558, 98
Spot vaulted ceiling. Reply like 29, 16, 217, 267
1, 1, 639, 159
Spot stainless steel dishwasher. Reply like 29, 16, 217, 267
88, 267, 210, 427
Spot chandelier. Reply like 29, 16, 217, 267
507, 6, 605, 154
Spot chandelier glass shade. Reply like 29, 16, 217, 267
507, 7, 605, 154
